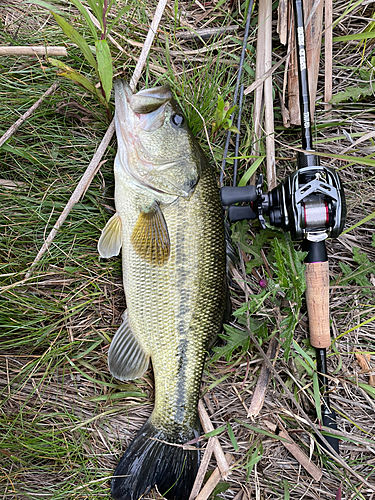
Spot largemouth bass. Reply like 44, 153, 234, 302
98, 80, 226, 500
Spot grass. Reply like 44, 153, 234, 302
1, 0, 375, 499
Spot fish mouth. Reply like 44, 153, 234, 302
115, 80, 172, 115
130, 85, 172, 114
114, 80, 198, 199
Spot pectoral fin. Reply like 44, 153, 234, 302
108, 311, 150, 381
131, 202, 170, 266
98, 212, 122, 258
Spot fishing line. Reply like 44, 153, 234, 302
220, 0, 254, 186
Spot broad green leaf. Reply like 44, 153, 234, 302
238, 156, 265, 186
339, 261, 352, 276
217, 95, 225, 112
26, 0, 62, 13
339, 260, 372, 288
211, 483, 231, 498
48, 58, 106, 106
215, 0, 227, 9
227, 125, 240, 134
69, 0, 99, 40
294, 355, 314, 378
87, 0, 104, 30
211, 324, 250, 362
353, 246, 372, 266
95, 39, 113, 101
279, 314, 298, 360
52, 12, 98, 72
330, 83, 374, 104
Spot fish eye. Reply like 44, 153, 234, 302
171, 113, 184, 127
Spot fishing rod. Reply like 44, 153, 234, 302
220, 0, 346, 454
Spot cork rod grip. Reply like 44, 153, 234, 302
305, 261, 331, 348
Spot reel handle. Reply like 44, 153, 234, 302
220, 185, 258, 206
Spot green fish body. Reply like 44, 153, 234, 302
98, 80, 226, 500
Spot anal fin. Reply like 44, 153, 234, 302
108, 311, 149, 381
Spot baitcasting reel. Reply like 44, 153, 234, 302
221, 160, 346, 242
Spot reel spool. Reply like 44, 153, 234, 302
221, 165, 346, 243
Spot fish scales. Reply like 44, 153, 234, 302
119, 163, 225, 437
98, 80, 226, 500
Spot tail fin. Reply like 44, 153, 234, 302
111, 419, 200, 500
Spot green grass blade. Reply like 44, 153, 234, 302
52, 12, 98, 72
238, 156, 265, 186
26, 0, 63, 14
336, 314, 375, 340
48, 58, 106, 106
341, 211, 375, 235
227, 422, 239, 451
86, 0, 104, 30
95, 39, 113, 102
69, 0, 99, 40
292, 340, 315, 373
333, 32, 375, 42
313, 372, 322, 423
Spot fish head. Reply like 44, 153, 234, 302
114, 80, 202, 200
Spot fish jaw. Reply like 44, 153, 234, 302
114, 79, 201, 201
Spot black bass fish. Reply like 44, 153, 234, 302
98, 80, 226, 500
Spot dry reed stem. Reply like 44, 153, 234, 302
198, 400, 231, 480
263, 0, 276, 190
249, 0, 276, 189
264, 420, 323, 482
286, 6, 300, 125
0, 82, 59, 148
247, 336, 279, 418
251, 3, 266, 157
244, 54, 288, 97
0, 46, 67, 56
304, 0, 323, 111
324, 0, 333, 110
287, 0, 323, 124
188, 437, 215, 500
277, 0, 288, 45
25, 0, 169, 278
194, 454, 234, 500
